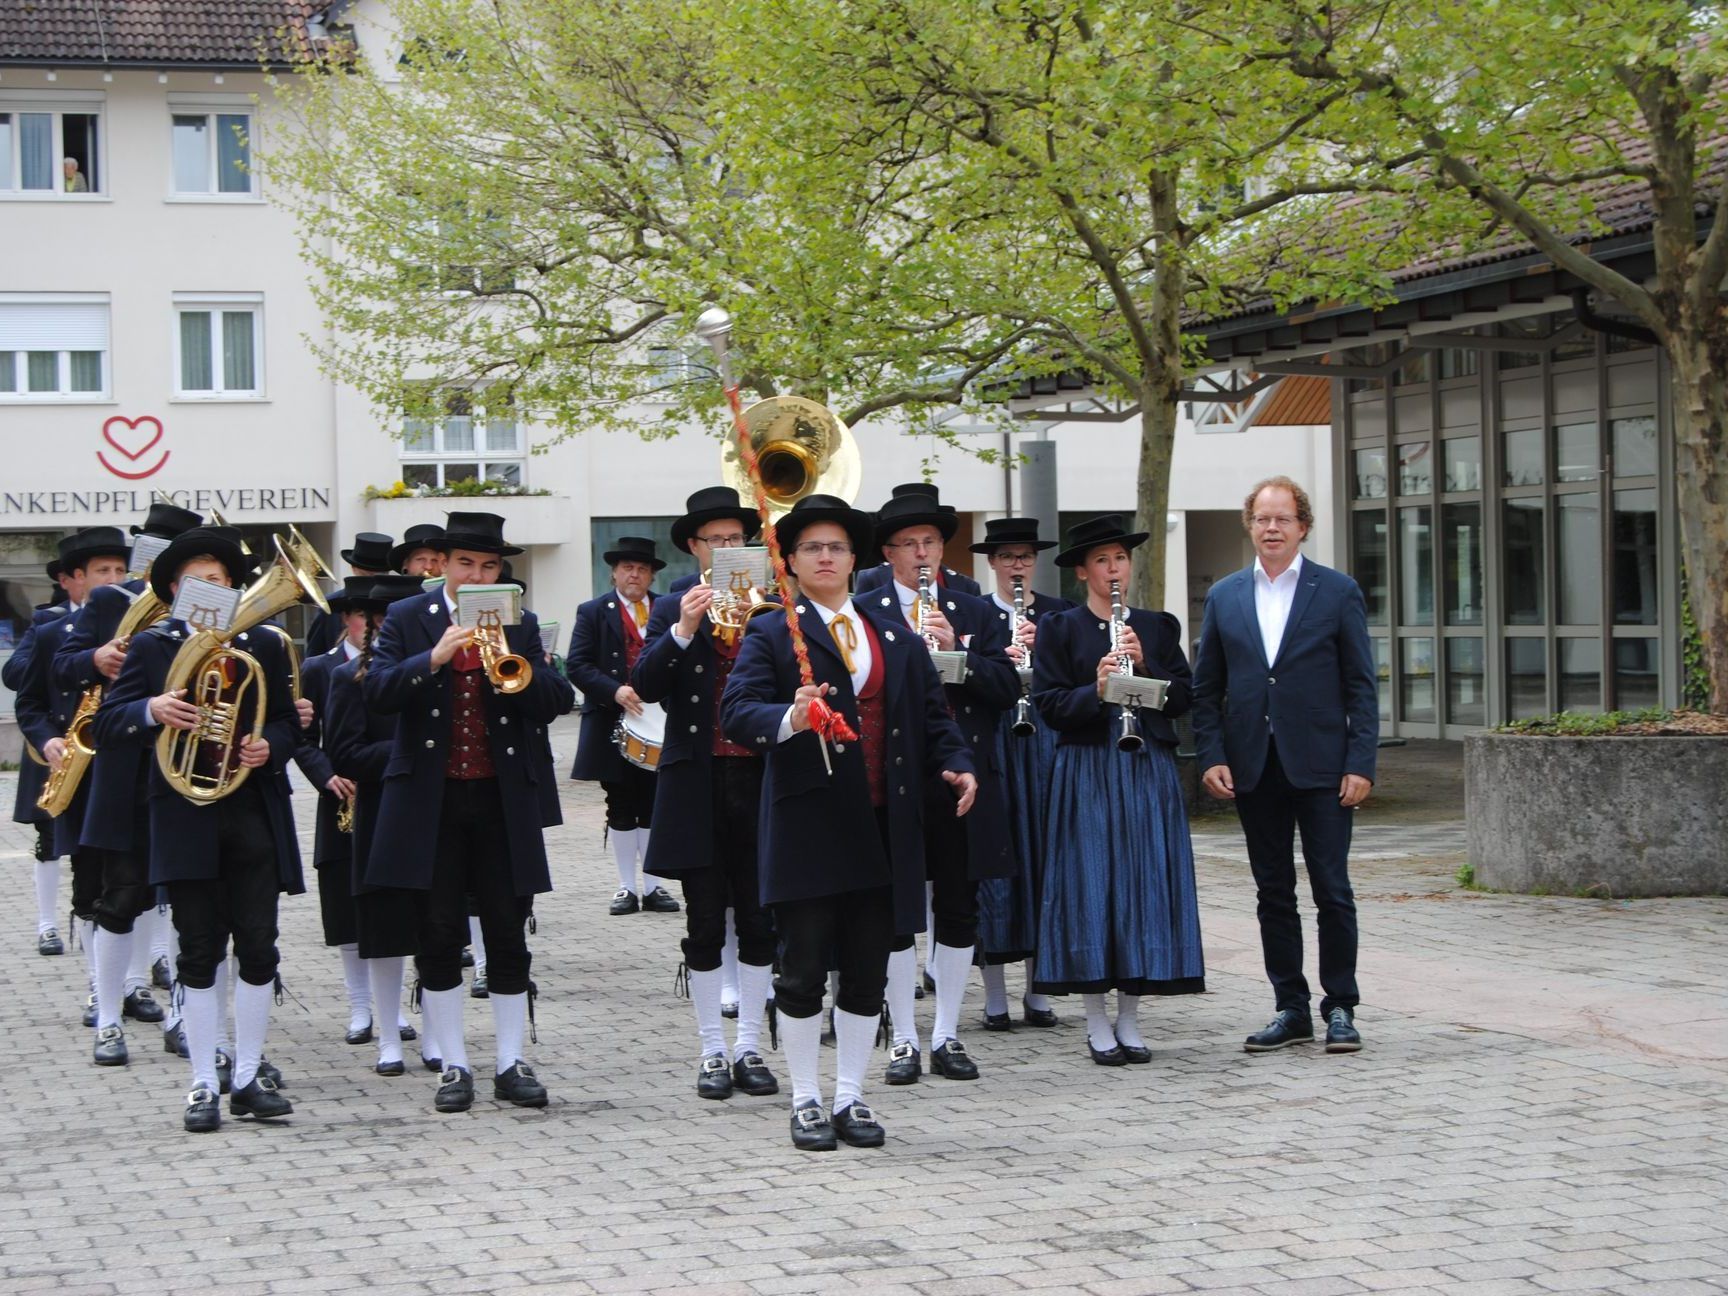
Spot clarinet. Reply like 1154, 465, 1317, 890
915, 565, 940, 652
1110, 579, 1144, 753
1010, 576, 1036, 737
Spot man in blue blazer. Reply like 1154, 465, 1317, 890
1192, 477, 1379, 1055
854, 482, 982, 597
363, 511, 575, 1115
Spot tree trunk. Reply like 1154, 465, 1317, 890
1131, 167, 1186, 613
1665, 322, 1728, 713
1132, 392, 1178, 611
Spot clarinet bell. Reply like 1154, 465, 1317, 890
1116, 707, 1145, 754
1011, 694, 1036, 738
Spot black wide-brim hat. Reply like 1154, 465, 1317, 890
149, 526, 253, 602
670, 486, 763, 553
367, 574, 428, 606
1053, 514, 1150, 568
436, 512, 522, 558
131, 501, 202, 539
341, 532, 396, 571
57, 526, 131, 573
329, 574, 383, 614
389, 523, 446, 572
45, 559, 63, 581
772, 494, 876, 565
970, 516, 1057, 554
500, 559, 527, 598
872, 491, 958, 548
602, 535, 666, 571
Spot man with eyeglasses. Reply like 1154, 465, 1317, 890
631, 487, 780, 1103
1192, 475, 1379, 1056
858, 491, 1020, 1088
722, 494, 978, 1151
854, 483, 982, 597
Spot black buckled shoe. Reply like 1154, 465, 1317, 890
163, 1022, 189, 1058
721, 1000, 739, 1019
1088, 1040, 1127, 1066
422, 1054, 443, 1073
435, 1066, 475, 1113
982, 1011, 1012, 1032
184, 1086, 221, 1134
884, 1042, 921, 1085
642, 886, 681, 914
608, 888, 639, 916
80, 994, 98, 1028
151, 955, 172, 989
790, 1101, 836, 1152
1022, 1000, 1059, 1028
399, 1023, 418, 1042
461, 946, 475, 968
1119, 1041, 1152, 1064
494, 1061, 548, 1107
1244, 1009, 1315, 1053
470, 973, 489, 999
93, 1024, 128, 1067
231, 1076, 293, 1120
375, 1059, 406, 1076
345, 1019, 374, 1045
931, 1040, 979, 1080
731, 1052, 779, 1097
697, 1052, 734, 1100
1325, 1007, 1362, 1053
123, 988, 165, 1024
258, 1057, 284, 1088
215, 1049, 234, 1094
832, 1102, 886, 1148
38, 928, 65, 957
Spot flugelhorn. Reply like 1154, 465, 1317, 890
703, 565, 774, 646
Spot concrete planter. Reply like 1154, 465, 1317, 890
369, 494, 571, 546
1465, 732, 1728, 896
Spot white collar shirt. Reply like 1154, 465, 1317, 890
776, 597, 874, 743
1253, 552, 1304, 666
341, 638, 361, 662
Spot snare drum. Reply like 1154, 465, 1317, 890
614, 703, 668, 770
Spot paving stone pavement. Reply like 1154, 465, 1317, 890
2, 727, 1725, 1295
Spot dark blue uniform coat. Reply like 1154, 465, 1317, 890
6, 606, 64, 829
1033, 603, 1193, 747
290, 644, 349, 869
567, 588, 664, 783
15, 605, 98, 855
52, 581, 152, 853
855, 564, 980, 598
323, 658, 394, 895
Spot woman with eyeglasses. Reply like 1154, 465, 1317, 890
1031, 515, 1205, 1066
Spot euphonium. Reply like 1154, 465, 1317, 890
156, 533, 331, 805
1010, 575, 1036, 738
471, 608, 531, 693
719, 394, 861, 519
1110, 579, 1144, 753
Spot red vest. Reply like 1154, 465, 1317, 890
709, 633, 755, 759
444, 649, 496, 780
619, 600, 647, 671
852, 614, 888, 808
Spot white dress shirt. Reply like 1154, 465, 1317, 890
341, 638, 361, 662
1253, 552, 1304, 666
776, 598, 874, 743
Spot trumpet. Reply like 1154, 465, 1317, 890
471, 609, 531, 693
1110, 580, 1144, 754
336, 796, 355, 834
1010, 576, 1036, 738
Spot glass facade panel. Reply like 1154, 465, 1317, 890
1613, 638, 1660, 709
1554, 422, 1598, 482
1401, 637, 1436, 722
1507, 638, 1547, 719
1351, 510, 1387, 626
1559, 638, 1601, 713
1398, 507, 1433, 626
1439, 348, 1479, 380
1556, 493, 1600, 625
172, 115, 208, 191
1395, 351, 1431, 385
216, 114, 251, 193
1503, 499, 1545, 625
1446, 637, 1486, 725
1442, 503, 1483, 625
1443, 437, 1480, 492
1504, 427, 1543, 486
1612, 489, 1658, 625
1373, 637, 1391, 722
1354, 447, 1387, 499
591, 517, 698, 599
1611, 415, 1657, 477
1397, 442, 1432, 495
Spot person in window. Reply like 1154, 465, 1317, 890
63, 158, 88, 193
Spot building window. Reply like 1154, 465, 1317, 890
402, 390, 524, 487
170, 110, 254, 196
173, 296, 262, 397
589, 518, 697, 600
0, 102, 101, 194
0, 295, 108, 399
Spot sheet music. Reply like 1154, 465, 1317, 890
537, 620, 560, 657
709, 545, 769, 597
129, 533, 170, 576
169, 576, 242, 635
454, 583, 521, 629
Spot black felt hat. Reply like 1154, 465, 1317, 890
149, 526, 253, 602
670, 486, 763, 554
1053, 514, 1150, 568
57, 527, 131, 574
328, 575, 383, 614
45, 558, 63, 582
130, 501, 202, 540
341, 532, 396, 572
772, 494, 875, 566
501, 559, 526, 598
872, 490, 957, 548
436, 512, 522, 558
389, 523, 446, 573
969, 516, 1057, 554
602, 535, 666, 571
367, 574, 427, 606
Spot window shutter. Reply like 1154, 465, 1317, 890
0, 301, 109, 350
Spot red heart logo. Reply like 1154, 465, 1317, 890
102, 415, 164, 461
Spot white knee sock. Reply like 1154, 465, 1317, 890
126, 911, 153, 993
34, 860, 59, 935
1083, 993, 1117, 1053
492, 991, 527, 1076
831, 1008, 878, 1116
980, 963, 1009, 1017
151, 905, 172, 962
930, 942, 974, 1050
80, 918, 98, 993
780, 1010, 822, 1108
720, 910, 740, 1008
640, 828, 664, 893
611, 828, 637, 892
232, 976, 273, 1091
885, 946, 920, 1051
734, 962, 773, 1060
161, 923, 181, 1032
421, 986, 468, 1072
369, 958, 406, 1066
93, 927, 132, 1031
1114, 994, 1145, 1050
467, 916, 487, 976
1024, 957, 1053, 1013
689, 967, 726, 1061
181, 984, 220, 1093
339, 944, 371, 1032
214, 958, 234, 1053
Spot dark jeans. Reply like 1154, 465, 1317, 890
601, 765, 656, 831
773, 886, 895, 1019
1235, 739, 1360, 1018
888, 782, 978, 952
166, 787, 280, 989
415, 779, 533, 996
678, 758, 775, 971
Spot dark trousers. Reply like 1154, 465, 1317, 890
889, 782, 978, 952
773, 886, 895, 1019
93, 801, 156, 935
70, 848, 102, 923
166, 787, 280, 989
677, 758, 775, 971
416, 779, 532, 996
1236, 739, 1360, 1018
602, 764, 656, 831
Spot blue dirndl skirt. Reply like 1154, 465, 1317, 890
1032, 740, 1205, 996
976, 707, 1057, 963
